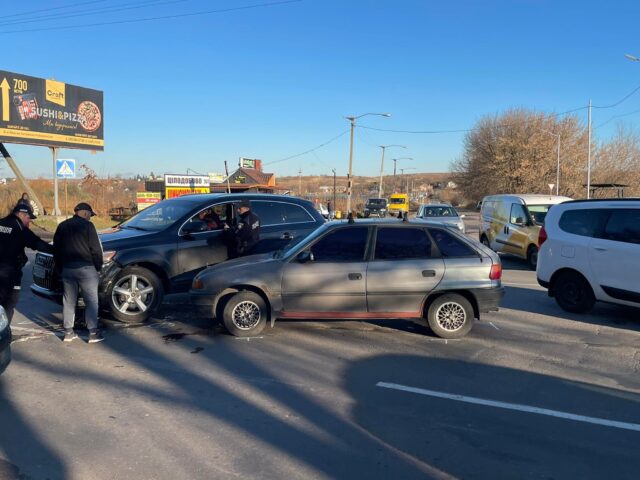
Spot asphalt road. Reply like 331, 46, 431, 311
1, 218, 639, 479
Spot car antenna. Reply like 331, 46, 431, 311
347, 212, 355, 224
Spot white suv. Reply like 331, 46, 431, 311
537, 199, 640, 313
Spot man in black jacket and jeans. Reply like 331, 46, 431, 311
53, 202, 104, 343
0, 203, 53, 324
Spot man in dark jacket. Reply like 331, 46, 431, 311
0, 203, 53, 324
224, 199, 260, 258
53, 202, 104, 343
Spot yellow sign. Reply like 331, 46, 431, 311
0, 128, 104, 147
165, 187, 210, 199
136, 192, 161, 211
0, 78, 9, 122
45, 79, 66, 107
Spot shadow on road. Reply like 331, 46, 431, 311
345, 355, 640, 480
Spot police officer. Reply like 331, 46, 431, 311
0, 203, 53, 323
224, 199, 260, 258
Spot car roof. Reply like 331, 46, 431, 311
559, 197, 640, 206
483, 194, 572, 205
159, 193, 312, 206
326, 218, 453, 227
420, 203, 453, 208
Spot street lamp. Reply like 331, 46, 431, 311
539, 129, 561, 195
345, 112, 391, 215
391, 157, 413, 192
378, 144, 406, 198
625, 54, 640, 62
399, 167, 416, 194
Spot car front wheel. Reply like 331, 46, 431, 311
109, 266, 164, 323
222, 291, 268, 337
427, 294, 474, 339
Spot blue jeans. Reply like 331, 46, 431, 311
62, 266, 100, 331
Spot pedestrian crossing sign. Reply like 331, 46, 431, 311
56, 159, 76, 178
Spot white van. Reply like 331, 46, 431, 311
480, 194, 572, 269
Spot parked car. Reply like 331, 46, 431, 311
480, 194, 572, 269
537, 198, 640, 313
31, 194, 326, 323
190, 218, 504, 339
416, 203, 466, 233
363, 198, 388, 217
0, 306, 10, 375
387, 193, 409, 216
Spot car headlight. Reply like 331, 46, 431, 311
0, 306, 8, 332
103, 250, 117, 264
192, 278, 204, 290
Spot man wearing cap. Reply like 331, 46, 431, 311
53, 203, 104, 343
0, 203, 53, 324
224, 199, 261, 258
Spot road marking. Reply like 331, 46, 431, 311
489, 322, 500, 330
376, 382, 640, 432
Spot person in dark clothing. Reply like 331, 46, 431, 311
224, 199, 260, 258
0, 203, 53, 324
53, 202, 104, 343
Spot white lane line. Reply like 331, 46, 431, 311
376, 382, 640, 433
489, 322, 500, 330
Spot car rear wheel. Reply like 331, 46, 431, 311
527, 245, 538, 270
109, 266, 163, 323
222, 291, 268, 337
427, 294, 474, 339
554, 271, 595, 313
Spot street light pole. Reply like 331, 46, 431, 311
391, 157, 413, 192
587, 99, 592, 199
378, 144, 405, 198
399, 167, 416, 193
345, 112, 391, 215
332, 168, 336, 219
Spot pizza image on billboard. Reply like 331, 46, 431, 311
78, 101, 102, 132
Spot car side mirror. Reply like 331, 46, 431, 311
460, 214, 466, 218
296, 251, 314, 263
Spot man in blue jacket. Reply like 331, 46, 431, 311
53, 202, 104, 343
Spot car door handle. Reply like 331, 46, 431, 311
280, 232, 294, 240
593, 246, 608, 252
348, 273, 362, 281
422, 270, 436, 277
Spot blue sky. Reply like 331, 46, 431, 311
2, 0, 640, 179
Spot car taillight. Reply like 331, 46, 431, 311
538, 226, 548, 247
489, 263, 502, 280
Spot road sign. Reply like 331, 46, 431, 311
57, 159, 76, 178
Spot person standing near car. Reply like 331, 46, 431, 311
53, 203, 104, 343
0, 203, 53, 324
224, 199, 260, 258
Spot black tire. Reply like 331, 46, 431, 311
427, 294, 474, 339
480, 235, 491, 250
108, 266, 164, 323
527, 245, 538, 270
554, 271, 595, 314
222, 291, 268, 337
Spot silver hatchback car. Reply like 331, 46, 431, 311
190, 219, 504, 339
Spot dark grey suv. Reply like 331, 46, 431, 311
190, 219, 504, 339
31, 194, 325, 323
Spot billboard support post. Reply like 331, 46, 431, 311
0, 142, 44, 215
52, 147, 61, 215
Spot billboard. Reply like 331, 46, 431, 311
136, 192, 161, 211
164, 174, 210, 199
0, 70, 104, 150
239, 157, 257, 169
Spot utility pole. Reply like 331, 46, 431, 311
556, 133, 561, 195
346, 117, 355, 214
378, 144, 405, 198
332, 168, 336, 219
298, 168, 302, 196
587, 99, 592, 199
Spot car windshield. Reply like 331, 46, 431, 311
367, 199, 386, 206
389, 198, 406, 204
119, 201, 193, 231
420, 206, 457, 217
527, 204, 553, 224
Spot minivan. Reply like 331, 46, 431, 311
480, 194, 571, 269
388, 193, 409, 216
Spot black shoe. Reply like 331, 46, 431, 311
63, 330, 78, 342
88, 331, 104, 344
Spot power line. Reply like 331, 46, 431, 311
0, 0, 190, 27
0, 0, 302, 34
0, 0, 108, 20
593, 84, 640, 109
595, 106, 640, 129
264, 130, 349, 166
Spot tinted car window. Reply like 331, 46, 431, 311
311, 227, 368, 262
429, 228, 477, 257
558, 209, 609, 238
510, 203, 528, 224
420, 206, 457, 218
374, 228, 432, 260
120, 202, 193, 231
251, 201, 285, 226
600, 209, 640, 244
282, 203, 314, 223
